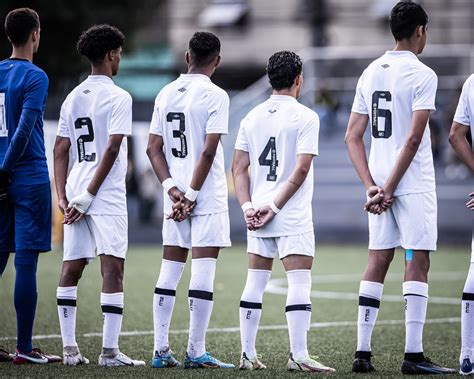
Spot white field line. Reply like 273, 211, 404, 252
0, 317, 460, 341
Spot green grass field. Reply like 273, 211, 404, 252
0, 245, 469, 378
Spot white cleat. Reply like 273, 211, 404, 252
239, 352, 267, 370
98, 351, 146, 367
63, 346, 89, 366
287, 353, 335, 373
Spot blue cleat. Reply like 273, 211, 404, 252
461, 358, 474, 376
183, 352, 235, 369
151, 348, 181, 368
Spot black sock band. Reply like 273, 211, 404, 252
155, 287, 176, 296
240, 300, 262, 309
57, 298, 76, 307
285, 304, 312, 312
463, 292, 474, 301
101, 305, 123, 315
359, 296, 380, 308
188, 289, 213, 301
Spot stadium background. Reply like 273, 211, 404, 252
0, 0, 473, 377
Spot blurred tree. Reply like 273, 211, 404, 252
0, 0, 163, 94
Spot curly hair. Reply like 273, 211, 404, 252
5, 8, 40, 47
390, 1, 428, 41
266, 51, 303, 91
188, 31, 220, 67
77, 24, 124, 63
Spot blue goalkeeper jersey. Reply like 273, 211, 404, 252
0, 58, 49, 185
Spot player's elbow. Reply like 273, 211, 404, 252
344, 131, 360, 147
448, 129, 460, 147
406, 135, 422, 151
295, 164, 311, 180
105, 144, 121, 158
201, 148, 216, 164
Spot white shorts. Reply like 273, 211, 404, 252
470, 234, 474, 263
162, 211, 231, 250
368, 191, 437, 251
247, 231, 315, 260
63, 215, 128, 261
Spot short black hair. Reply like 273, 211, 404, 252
188, 31, 220, 67
5, 8, 40, 46
266, 51, 303, 90
77, 24, 125, 64
390, 1, 428, 41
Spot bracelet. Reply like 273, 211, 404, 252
162, 178, 176, 194
241, 201, 253, 212
269, 201, 281, 214
185, 187, 199, 202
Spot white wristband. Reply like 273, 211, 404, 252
269, 201, 281, 214
241, 202, 253, 212
162, 178, 176, 194
185, 187, 199, 202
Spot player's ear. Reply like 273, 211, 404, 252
31, 29, 39, 43
214, 55, 221, 68
185, 51, 190, 65
416, 25, 424, 38
108, 49, 115, 62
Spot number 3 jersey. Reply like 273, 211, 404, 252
352, 50, 438, 196
149, 74, 229, 215
57, 75, 132, 215
235, 95, 320, 237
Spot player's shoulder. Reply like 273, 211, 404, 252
24, 62, 48, 85
202, 81, 230, 103
462, 74, 474, 89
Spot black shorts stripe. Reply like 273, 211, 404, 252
155, 287, 176, 297
101, 305, 123, 315
462, 292, 474, 301
240, 301, 262, 309
285, 304, 312, 312
188, 290, 213, 301
359, 296, 380, 308
57, 298, 77, 307
404, 293, 427, 299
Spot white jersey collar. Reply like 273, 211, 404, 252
87, 75, 114, 83
179, 73, 211, 82
384, 50, 418, 60
270, 94, 298, 102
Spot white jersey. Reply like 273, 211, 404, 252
235, 94, 319, 237
57, 75, 132, 216
149, 74, 229, 215
454, 74, 474, 128
352, 50, 438, 196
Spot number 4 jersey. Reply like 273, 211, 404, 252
57, 75, 132, 215
352, 50, 438, 196
149, 74, 229, 215
235, 94, 320, 237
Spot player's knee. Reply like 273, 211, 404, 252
101, 264, 124, 283
13, 250, 38, 270
60, 266, 83, 285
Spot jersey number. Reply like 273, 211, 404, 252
167, 112, 188, 158
259, 137, 278, 181
75, 117, 96, 162
0, 93, 7, 137
372, 91, 392, 139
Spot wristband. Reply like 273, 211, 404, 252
185, 187, 199, 202
269, 201, 281, 214
241, 201, 253, 212
162, 178, 176, 194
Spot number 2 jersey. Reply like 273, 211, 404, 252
57, 75, 132, 215
149, 74, 229, 216
352, 50, 438, 196
235, 94, 320, 237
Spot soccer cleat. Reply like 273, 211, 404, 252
183, 352, 235, 369
352, 351, 375, 373
98, 351, 146, 367
460, 358, 474, 376
239, 352, 266, 370
13, 348, 49, 364
151, 348, 181, 368
287, 353, 335, 373
401, 356, 456, 375
0, 347, 13, 362
63, 346, 89, 366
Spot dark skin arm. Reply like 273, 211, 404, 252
53, 136, 71, 218
448, 121, 474, 171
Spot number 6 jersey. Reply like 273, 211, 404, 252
351, 50, 438, 196
57, 75, 132, 215
235, 94, 320, 237
149, 74, 229, 216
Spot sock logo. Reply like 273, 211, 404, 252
63, 308, 68, 318
159, 296, 164, 306
246, 310, 252, 319
467, 303, 470, 314
404, 298, 408, 310
189, 299, 193, 311
364, 308, 370, 322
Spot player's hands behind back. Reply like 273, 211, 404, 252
166, 187, 195, 222
467, 192, 474, 211
364, 185, 394, 215
64, 191, 95, 224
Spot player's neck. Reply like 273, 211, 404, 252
187, 65, 212, 78
10, 45, 34, 62
90, 65, 113, 79
393, 40, 420, 56
272, 89, 297, 99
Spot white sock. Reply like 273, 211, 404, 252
187, 258, 216, 358
101, 292, 124, 350
461, 262, 474, 363
239, 269, 272, 360
286, 270, 312, 361
403, 281, 428, 354
57, 286, 78, 348
153, 259, 185, 353
356, 281, 383, 352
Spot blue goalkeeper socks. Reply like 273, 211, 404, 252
14, 250, 39, 353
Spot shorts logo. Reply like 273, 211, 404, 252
63, 308, 68, 318
364, 309, 370, 322
159, 296, 164, 306
246, 310, 252, 320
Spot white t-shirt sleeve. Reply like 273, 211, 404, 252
412, 70, 438, 112
109, 92, 133, 136
57, 99, 70, 138
205, 89, 229, 135
234, 121, 249, 152
453, 76, 472, 127
351, 73, 369, 115
149, 94, 163, 136
297, 113, 319, 155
